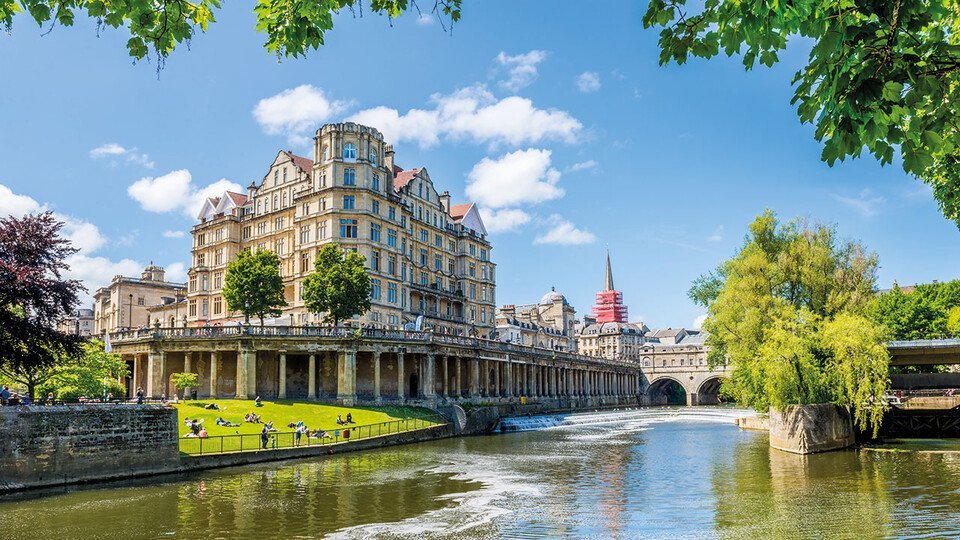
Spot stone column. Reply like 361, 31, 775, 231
442, 355, 449, 398
455, 357, 463, 398
397, 352, 406, 400
308, 354, 317, 400
132, 355, 140, 395
337, 350, 357, 405
236, 349, 256, 399
424, 354, 436, 398
210, 351, 219, 398
470, 358, 480, 398
373, 351, 381, 401
278, 352, 287, 399
184, 352, 193, 374
504, 356, 512, 397
145, 353, 155, 397
494, 360, 501, 397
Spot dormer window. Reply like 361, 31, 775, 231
343, 143, 357, 161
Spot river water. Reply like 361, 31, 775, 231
4, 407, 960, 539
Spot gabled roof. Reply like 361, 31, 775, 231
449, 203, 472, 220
452, 203, 487, 236
393, 168, 422, 192
285, 151, 313, 175
224, 191, 249, 206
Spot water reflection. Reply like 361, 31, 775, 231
4, 408, 960, 539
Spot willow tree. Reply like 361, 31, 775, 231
691, 210, 890, 434
643, 0, 960, 227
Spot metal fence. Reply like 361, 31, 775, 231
179, 416, 446, 456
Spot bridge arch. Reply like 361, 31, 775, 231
696, 376, 725, 406
647, 376, 688, 406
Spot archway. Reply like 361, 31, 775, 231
648, 377, 687, 406
409, 372, 419, 398
696, 376, 726, 406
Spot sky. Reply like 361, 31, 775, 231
1, 1, 958, 329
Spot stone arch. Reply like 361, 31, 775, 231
647, 376, 687, 406
696, 376, 725, 406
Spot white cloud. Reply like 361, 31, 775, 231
466, 149, 564, 208
0, 183, 43, 216
348, 85, 582, 149
534, 215, 597, 245
692, 314, 708, 329
576, 71, 602, 93
496, 50, 547, 92
163, 230, 186, 238
127, 169, 242, 219
478, 207, 532, 234
707, 225, 724, 243
253, 85, 350, 146
416, 12, 434, 25
567, 160, 597, 173
89, 143, 154, 168
165, 262, 187, 282
833, 189, 885, 218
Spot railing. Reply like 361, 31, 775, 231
108, 325, 630, 366
179, 416, 446, 456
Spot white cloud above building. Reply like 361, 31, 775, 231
127, 170, 242, 219
253, 84, 350, 146
466, 148, 564, 209
89, 143, 154, 168
478, 208, 532, 234
534, 215, 597, 245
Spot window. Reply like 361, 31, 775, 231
434, 234, 442, 247
371, 279, 381, 300
343, 168, 355, 186
189, 275, 197, 292
322, 146, 329, 161
214, 271, 223, 289
214, 249, 223, 266
318, 171, 327, 187
300, 253, 310, 273
196, 253, 206, 266
317, 221, 327, 240
420, 229, 429, 242
188, 300, 197, 317
300, 225, 310, 244
372, 200, 380, 214
257, 222, 267, 235
420, 272, 428, 286
215, 228, 223, 241
387, 283, 397, 303
343, 196, 355, 209
213, 297, 222, 315
469, 283, 476, 299
202, 273, 209, 291
274, 239, 285, 255
469, 263, 476, 277
389, 207, 396, 220
372, 174, 380, 191
137, 296, 145, 306
319, 197, 327, 211
387, 229, 397, 247
242, 226, 251, 239
370, 223, 381, 242
274, 170, 279, 185
434, 255, 442, 271
419, 248, 428, 266
387, 255, 396, 275
480, 248, 488, 261
197, 233, 206, 247
283, 167, 287, 183
273, 195, 278, 210
469, 244, 476, 256
302, 202, 310, 216
369, 150, 378, 166
370, 250, 380, 271
343, 143, 357, 161
340, 219, 358, 238
202, 299, 209, 317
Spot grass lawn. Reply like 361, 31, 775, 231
173, 399, 441, 454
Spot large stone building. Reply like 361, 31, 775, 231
92, 264, 186, 335
496, 287, 578, 351
185, 122, 496, 336
58, 308, 95, 337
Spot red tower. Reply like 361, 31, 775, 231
591, 252, 628, 323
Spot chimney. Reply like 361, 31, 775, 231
439, 191, 452, 212
385, 144, 395, 177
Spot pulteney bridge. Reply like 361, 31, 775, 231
108, 326, 643, 408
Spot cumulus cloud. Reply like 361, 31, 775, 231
89, 143, 154, 168
348, 85, 582, 149
576, 71, 602, 93
567, 160, 597, 173
833, 188, 885, 218
692, 314, 708, 329
496, 50, 547, 92
466, 148, 564, 209
0, 183, 44, 216
163, 230, 186, 238
165, 262, 188, 282
253, 85, 350, 146
478, 207, 532, 234
127, 170, 242, 219
534, 215, 597, 245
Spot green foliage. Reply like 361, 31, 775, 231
171, 372, 199, 392
34, 340, 129, 400
2, 0, 461, 63
643, 0, 960, 227
947, 306, 960, 335
222, 249, 287, 325
870, 280, 960, 339
690, 210, 890, 434
302, 244, 371, 326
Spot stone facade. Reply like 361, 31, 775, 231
93, 264, 186, 335
185, 122, 495, 336
57, 308, 95, 337
496, 287, 577, 351
0, 405, 179, 492
768, 404, 855, 454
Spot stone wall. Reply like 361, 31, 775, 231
0, 405, 179, 493
768, 404, 854, 454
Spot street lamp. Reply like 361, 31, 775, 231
244, 299, 250, 325
128, 294, 133, 330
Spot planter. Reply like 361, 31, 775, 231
768, 403, 854, 454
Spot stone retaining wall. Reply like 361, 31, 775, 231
768, 404, 854, 454
0, 405, 179, 493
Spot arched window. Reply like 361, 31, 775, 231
343, 143, 357, 161
369, 150, 377, 166
322, 146, 330, 161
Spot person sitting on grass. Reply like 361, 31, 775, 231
198, 427, 208, 438
264, 421, 277, 432
336, 415, 344, 426
255, 396, 263, 407
345, 413, 354, 424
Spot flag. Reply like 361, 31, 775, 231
103, 332, 112, 353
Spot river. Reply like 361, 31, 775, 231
3, 407, 960, 539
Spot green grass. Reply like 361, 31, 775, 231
173, 399, 441, 455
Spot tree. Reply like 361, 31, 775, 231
0, 212, 84, 378
643, 0, 960, 227
870, 279, 960, 339
690, 210, 890, 434
2, 340, 129, 400
170, 372, 199, 397
302, 243, 371, 326
222, 249, 286, 325
1, 0, 461, 65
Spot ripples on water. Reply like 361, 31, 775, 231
3, 407, 960, 539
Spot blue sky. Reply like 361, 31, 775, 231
1, 1, 958, 328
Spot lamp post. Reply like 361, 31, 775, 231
128, 294, 133, 330
244, 299, 250, 325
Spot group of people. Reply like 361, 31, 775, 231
244, 412, 263, 423
183, 418, 208, 438
335, 413, 355, 425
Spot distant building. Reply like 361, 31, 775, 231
58, 308, 94, 337
496, 287, 577, 351
93, 264, 186, 335
591, 251, 628, 323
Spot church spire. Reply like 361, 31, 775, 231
604, 250, 615, 291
